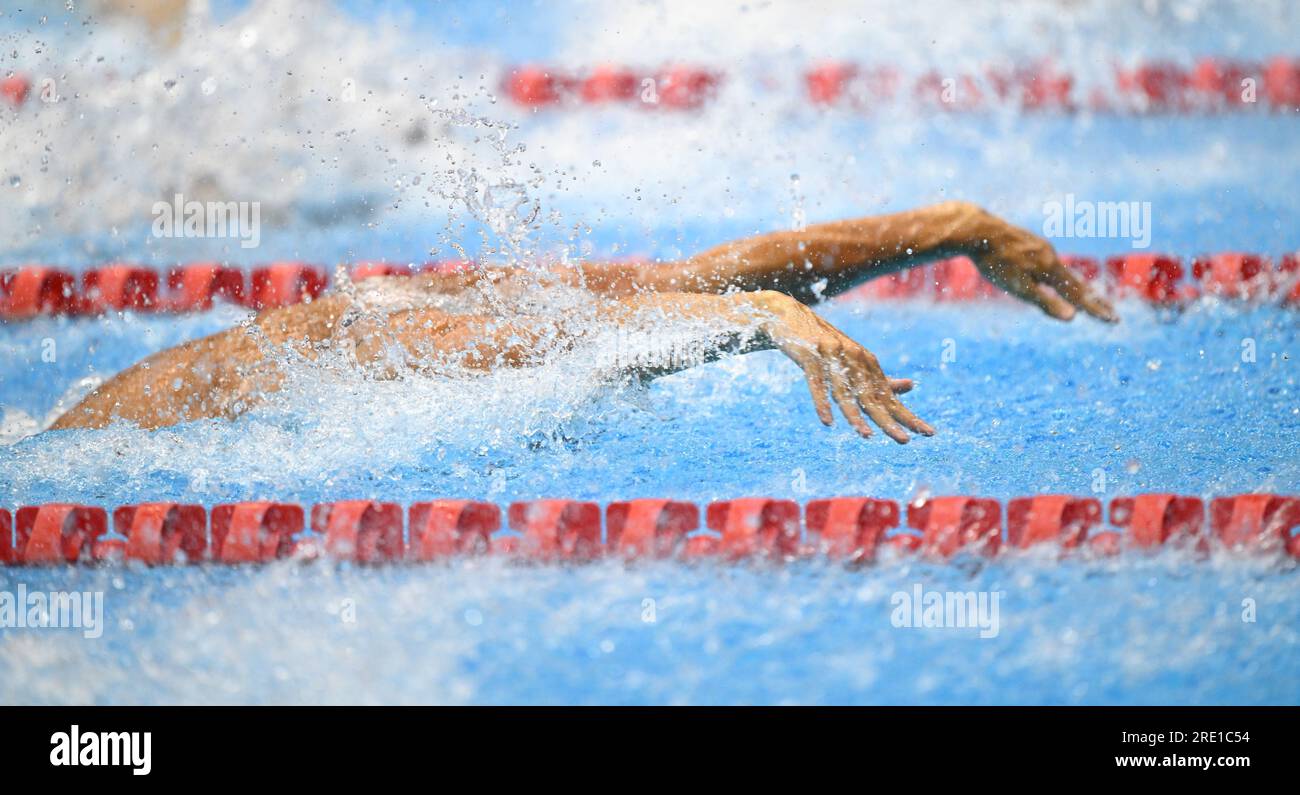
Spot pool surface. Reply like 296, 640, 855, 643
1, 0, 1298, 704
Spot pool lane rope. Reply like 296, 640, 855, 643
1, 494, 1297, 566
497, 58, 1300, 113
9, 58, 1297, 114
1, 253, 1298, 319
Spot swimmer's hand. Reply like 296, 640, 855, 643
756, 292, 933, 444
970, 213, 1119, 323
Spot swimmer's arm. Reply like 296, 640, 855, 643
350, 291, 929, 441
596, 291, 932, 443
570, 202, 1116, 322
372, 291, 928, 441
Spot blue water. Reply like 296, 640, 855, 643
3, 556, 1295, 705
1, 0, 1299, 704
3, 299, 1298, 504
1, 296, 1297, 705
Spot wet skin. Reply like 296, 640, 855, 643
49, 201, 1116, 442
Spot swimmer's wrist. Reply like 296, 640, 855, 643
937, 200, 998, 254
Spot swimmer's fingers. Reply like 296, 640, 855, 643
976, 254, 1072, 321
792, 350, 835, 426
977, 226, 1117, 323
859, 398, 910, 444
998, 274, 1078, 322
886, 397, 935, 437
828, 364, 876, 439
852, 356, 935, 443
1040, 262, 1120, 323
773, 298, 926, 442
829, 348, 914, 444
1030, 282, 1078, 322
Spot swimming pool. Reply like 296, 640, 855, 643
1, 0, 1298, 705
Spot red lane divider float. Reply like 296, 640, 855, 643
507, 499, 602, 561
805, 497, 899, 562
705, 498, 801, 560
408, 500, 501, 559
113, 503, 207, 565
1283, 254, 1300, 305
504, 64, 720, 110
0, 508, 13, 564
581, 65, 640, 103
1006, 495, 1102, 551
1, 74, 30, 107
310, 500, 404, 563
1265, 57, 1300, 109
1210, 494, 1300, 555
0, 266, 77, 317
0, 494, 1297, 566
908, 496, 1002, 557
930, 257, 1000, 301
165, 263, 247, 311
1105, 254, 1188, 303
79, 265, 160, 313
2, 251, 1298, 320
1110, 494, 1205, 551
606, 499, 698, 558
13, 504, 108, 565
1192, 252, 1275, 300
247, 262, 328, 309
210, 502, 303, 564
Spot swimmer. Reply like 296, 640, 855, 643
49, 202, 1117, 442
